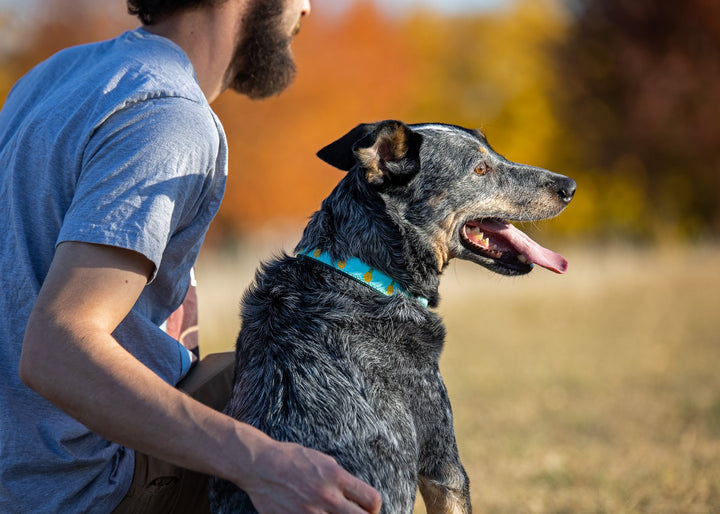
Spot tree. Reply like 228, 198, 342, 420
555, 0, 720, 239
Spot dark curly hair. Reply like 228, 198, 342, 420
127, 0, 224, 25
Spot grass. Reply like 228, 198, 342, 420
195, 242, 720, 513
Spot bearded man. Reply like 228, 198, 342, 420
0, 1, 382, 513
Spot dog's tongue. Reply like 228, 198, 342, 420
479, 219, 569, 274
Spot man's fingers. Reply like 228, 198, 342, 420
341, 473, 382, 514
245, 440, 383, 514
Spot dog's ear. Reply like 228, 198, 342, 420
317, 123, 378, 172
354, 121, 423, 187
317, 121, 423, 187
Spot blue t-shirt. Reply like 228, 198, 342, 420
0, 28, 228, 512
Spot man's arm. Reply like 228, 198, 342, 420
19, 241, 381, 514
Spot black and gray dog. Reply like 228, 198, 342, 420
209, 120, 575, 513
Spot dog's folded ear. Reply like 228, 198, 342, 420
317, 120, 423, 187
317, 123, 377, 171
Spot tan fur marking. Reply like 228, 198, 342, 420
478, 145, 489, 155
355, 147, 383, 183
427, 193, 447, 208
356, 146, 377, 170
380, 125, 409, 160
356, 125, 410, 184
432, 237, 451, 271
489, 192, 567, 220
418, 476, 470, 514
471, 195, 564, 220
431, 217, 454, 271
431, 208, 475, 270
476, 197, 519, 217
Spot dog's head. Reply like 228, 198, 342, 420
317, 120, 575, 276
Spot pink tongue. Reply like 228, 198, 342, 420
478, 219, 569, 274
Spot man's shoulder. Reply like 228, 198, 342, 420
18, 29, 205, 113
113, 29, 206, 104
3, 28, 218, 154
89, 29, 205, 104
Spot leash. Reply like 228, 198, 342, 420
298, 248, 429, 309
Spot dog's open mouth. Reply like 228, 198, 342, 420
461, 219, 568, 274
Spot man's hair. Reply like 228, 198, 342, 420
127, 0, 223, 25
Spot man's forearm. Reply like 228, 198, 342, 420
20, 317, 261, 487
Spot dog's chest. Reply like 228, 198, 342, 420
350, 307, 444, 360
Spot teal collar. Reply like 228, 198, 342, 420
298, 248, 429, 308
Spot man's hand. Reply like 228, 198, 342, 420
242, 439, 382, 514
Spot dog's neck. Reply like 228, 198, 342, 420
295, 173, 441, 307
298, 248, 430, 308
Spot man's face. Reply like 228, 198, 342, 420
226, 0, 310, 99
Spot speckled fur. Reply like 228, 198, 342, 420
209, 121, 575, 513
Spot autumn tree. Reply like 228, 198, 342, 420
555, 0, 720, 239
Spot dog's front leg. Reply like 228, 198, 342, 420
418, 465, 471, 514
416, 371, 471, 514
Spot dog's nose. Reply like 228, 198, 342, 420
558, 177, 576, 204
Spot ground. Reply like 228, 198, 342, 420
196, 242, 720, 513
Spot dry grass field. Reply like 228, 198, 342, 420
195, 242, 720, 513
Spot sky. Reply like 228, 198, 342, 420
314, 0, 506, 16
0, 0, 507, 16
0, 0, 507, 55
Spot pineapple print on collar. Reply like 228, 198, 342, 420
298, 248, 429, 308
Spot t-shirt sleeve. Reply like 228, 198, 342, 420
57, 96, 221, 278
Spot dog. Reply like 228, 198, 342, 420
208, 120, 575, 513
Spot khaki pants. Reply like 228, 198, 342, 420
112, 352, 235, 514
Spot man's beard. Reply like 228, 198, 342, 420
226, 0, 298, 99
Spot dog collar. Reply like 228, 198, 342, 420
298, 248, 429, 308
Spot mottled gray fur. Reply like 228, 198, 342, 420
209, 121, 575, 513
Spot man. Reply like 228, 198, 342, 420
0, 0, 382, 512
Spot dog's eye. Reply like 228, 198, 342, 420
474, 163, 488, 175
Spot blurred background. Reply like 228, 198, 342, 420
2, 0, 719, 511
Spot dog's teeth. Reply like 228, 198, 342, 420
518, 254, 530, 264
